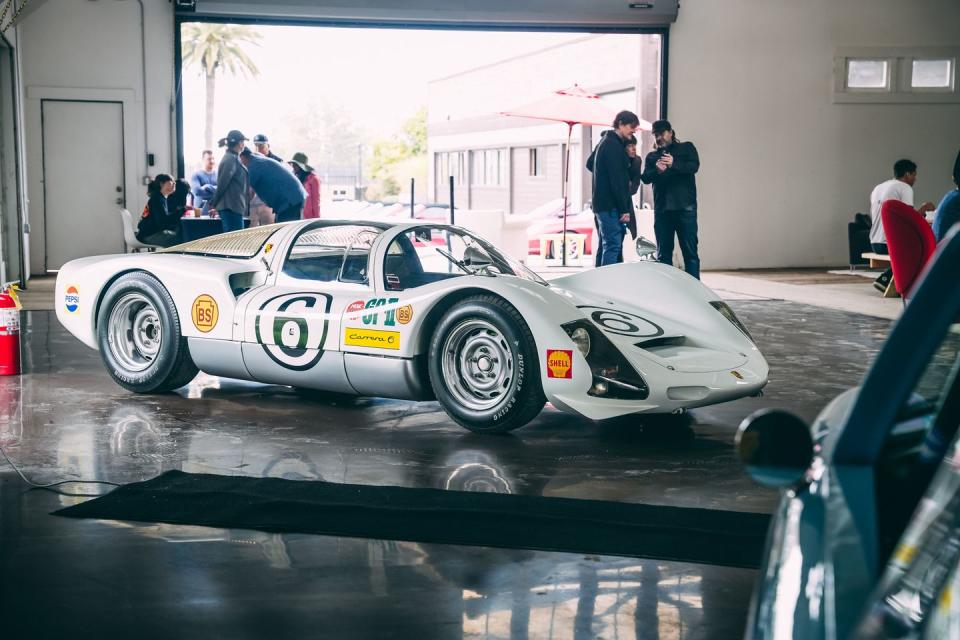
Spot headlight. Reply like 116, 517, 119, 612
710, 301, 755, 343
570, 327, 591, 357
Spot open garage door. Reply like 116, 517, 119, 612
178, 0, 678, 29
174, 1, 671, 264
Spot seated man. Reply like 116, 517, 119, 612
869, 159, 936, 291
932, 150, 960, 243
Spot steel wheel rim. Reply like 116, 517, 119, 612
108, 293, 161, 373
441, 318, 514, 412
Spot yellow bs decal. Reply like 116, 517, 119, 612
396, 305, 414, 325
344, 328, 401, 350
191, 295, 219, 333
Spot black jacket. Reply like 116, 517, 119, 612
137, 193, 180, 240
641, 140, 700, 213
587, 130, 633, 215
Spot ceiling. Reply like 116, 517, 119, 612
184, 0, 679, 29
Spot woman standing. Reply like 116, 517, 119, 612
289, 152, 320, 220
136, 174, 181, 247
208, 130, 249, 232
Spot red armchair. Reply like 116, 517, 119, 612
881, 200, 937, 299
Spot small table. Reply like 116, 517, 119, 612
180, 217, 224, 242
539, 232, 586, 266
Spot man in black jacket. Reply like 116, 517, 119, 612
641, 120, 701, 279
589, 110, 640, 266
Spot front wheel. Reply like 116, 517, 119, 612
97, 272, 198, 393
428, 295, 544, 433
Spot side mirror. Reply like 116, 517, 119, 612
636, 236, 657, 260
735, 409, 814, 488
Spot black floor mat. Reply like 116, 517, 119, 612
54, 470, 771, 568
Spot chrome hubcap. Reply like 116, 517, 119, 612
441, 319, 514, 411
108, 293, 161, 372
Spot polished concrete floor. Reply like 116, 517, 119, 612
0, 302, 892, 639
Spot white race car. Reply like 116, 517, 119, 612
55, 220, 768, 433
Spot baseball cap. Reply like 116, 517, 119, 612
253, 134, 269, 144
225, 129, 248, 144
651, 120, 672, 134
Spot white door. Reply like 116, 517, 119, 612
42, 100, 124, 270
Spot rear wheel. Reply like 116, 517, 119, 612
428, 295, 544, 433
97, 272, 198, 393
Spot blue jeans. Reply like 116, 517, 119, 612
219, 209, 244, 233
654, 209, 700, 279
596, 211, 626, 266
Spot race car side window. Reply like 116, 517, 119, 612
283, 224, 381, 284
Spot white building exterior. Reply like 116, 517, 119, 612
426, 34, 662, 216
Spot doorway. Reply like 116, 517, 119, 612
41, 99, 125, 271
0, 36, 24, 286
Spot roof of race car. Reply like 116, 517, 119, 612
158, 219, 464, 259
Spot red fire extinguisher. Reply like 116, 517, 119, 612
0, 284, 21, 376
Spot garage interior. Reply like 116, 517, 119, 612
2, 1, 960, 639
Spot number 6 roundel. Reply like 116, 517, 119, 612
254, 292, 332, 370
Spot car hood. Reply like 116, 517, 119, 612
551, 262, 758, 372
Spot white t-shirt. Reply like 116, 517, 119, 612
869, 178, 914, 245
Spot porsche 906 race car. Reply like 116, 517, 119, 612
55, 220, 767, 433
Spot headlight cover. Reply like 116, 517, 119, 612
710, 301, 755, 343
569, 327, 591, 357
562, 320, 648, 400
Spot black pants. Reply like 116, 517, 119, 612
275, 203, 304, 223
871, 243, 892, 287
654, 209, 700, 279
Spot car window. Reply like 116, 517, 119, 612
382, 226, 546, 291
857, 419, 960, 637
283, 224, 381, 284
899, 322, 960, 420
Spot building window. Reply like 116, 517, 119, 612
834, 48, 960, 103
435, 151, 467, 187
911, 59, 954, 89
529, 148, 545, 177
846, 59, 889, 90
472, 149, 505, 187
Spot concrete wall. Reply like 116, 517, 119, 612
669, 0, 960, 269
16, 0, 175, 273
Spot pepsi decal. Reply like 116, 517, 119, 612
65, 286, 80, 313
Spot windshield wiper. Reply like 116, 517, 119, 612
436, 247, 475, 275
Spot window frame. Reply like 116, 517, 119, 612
834, 47, 960, 104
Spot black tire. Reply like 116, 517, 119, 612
96, 271, 198, 393
428, 295, 545, 433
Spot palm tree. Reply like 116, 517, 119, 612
182, 24, 261, 150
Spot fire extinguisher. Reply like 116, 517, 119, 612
0, 284, 22, 376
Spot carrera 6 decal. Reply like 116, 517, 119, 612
577, 305, 664, 339
344, 328, 401, 350
255, 292, 332, 370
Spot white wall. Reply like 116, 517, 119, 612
17, 0, 175, 273
669, 0, 960, 269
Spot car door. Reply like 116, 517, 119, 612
240, 223, 383, 392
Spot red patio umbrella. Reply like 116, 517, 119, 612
501, 84, 651, 265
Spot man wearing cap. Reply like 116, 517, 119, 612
208, 129, 249, 232
641, 120, 701, 279
239, 148, 306, 224
289, 152, 321, 220
253, 134, 283, 164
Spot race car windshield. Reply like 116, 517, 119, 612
384, 226, 547, 291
